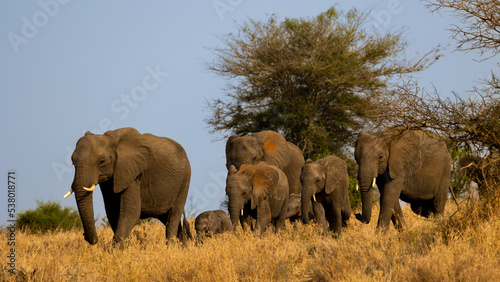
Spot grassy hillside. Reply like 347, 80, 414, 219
2, 199, 499, 281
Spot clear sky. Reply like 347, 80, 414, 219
0, 0, 497, 225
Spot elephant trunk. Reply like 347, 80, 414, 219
228, 195, 243, 230
72, 168, 98, 245
301, 184, 314, 223
358, 166, 376, 224
359, 185, 373, 224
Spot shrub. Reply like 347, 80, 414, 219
17, 201, 82, 233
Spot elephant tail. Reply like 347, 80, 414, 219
178, 211, 193, 242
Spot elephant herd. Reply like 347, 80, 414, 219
64, 127, 454, 245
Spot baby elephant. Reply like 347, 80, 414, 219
286, 193, 302, 219
195, 210, 232, 240
226, 162, 289, 235
301, 156, 351, 235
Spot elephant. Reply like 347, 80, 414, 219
459, 152, 500, 197
226, 162, 289, 235
301, 156, 351, 235
195, 210, 232, 240
64, 127, 192, 245
286, 193, 302, 219
354, 129, 451, 230
225, 130, 305, 196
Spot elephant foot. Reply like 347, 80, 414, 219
355, 213, 369, 224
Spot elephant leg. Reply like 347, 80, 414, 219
410, 202, 423, 216
164, 177, 190, 242
100, 182, 119, 233
341, 198, 352, 227
164, 206, 184, 241
256, 201, 272, 236
274, 200, 288, 231
326, 203, 343, 235
377, 179, 403, 230
433, 188, 447, 216
113, 181, 142, 243
312, 201, 327, 235
390, 200, 405, 231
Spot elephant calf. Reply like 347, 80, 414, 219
195, 210, 232, 240
286, 193, 302, 219
226, 162, 289, 235
301, 156, 351, 235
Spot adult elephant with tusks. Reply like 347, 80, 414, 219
64, 127, 192, 245
225, 130, 305, 196
354, 129, 451, 230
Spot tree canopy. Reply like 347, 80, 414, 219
206, 7, 437, 157
378, 0, 500, 197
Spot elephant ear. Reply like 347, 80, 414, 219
105, 128, 152, 193
228, 165, 238, 175
388, 132, 418, 180
251, 163, 278, 209
323, 157, 348, 195
358, 130, 368, 138
253, 131, 290, 168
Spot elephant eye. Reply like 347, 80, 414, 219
98, 158, 106, 166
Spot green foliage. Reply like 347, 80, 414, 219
207, 6, 437, 157
348, 176, 362, 209
448, 144, 473, 198
17, 201, 82, 233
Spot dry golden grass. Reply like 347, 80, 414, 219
2, 199, 500, 281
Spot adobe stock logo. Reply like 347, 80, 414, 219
212, 0, 243, 21
7, 0, 70, 54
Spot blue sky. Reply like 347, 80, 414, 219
0, 0, 498, 225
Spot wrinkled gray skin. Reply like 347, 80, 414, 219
195, 210, 232, 240
301, 156, 351, 235
226, 130, 305, 196
355, 129, 451, 230
68, 127, 191, 245
286, 193, 302, 219
226, 162, 289, 235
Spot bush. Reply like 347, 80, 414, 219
17, 201, 82, 233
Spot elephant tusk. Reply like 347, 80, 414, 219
372, 178, 377, 187
356, 183, 359, 191
63, 189, 73, 198
241, 209, 244, 216
83, 184, 96, 192
313, 194, 316, 202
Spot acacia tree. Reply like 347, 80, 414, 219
376, 0, 500, 197
206, 7, 437, 157
427, 0, 500, 56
